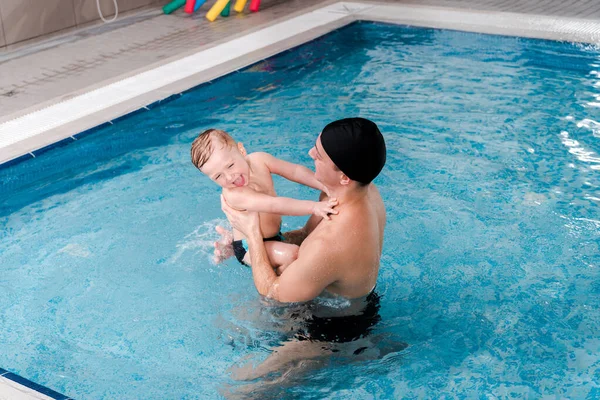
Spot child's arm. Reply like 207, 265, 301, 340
256, 152, 329, 195
225, 188, 338, 219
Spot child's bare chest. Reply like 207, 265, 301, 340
247, 166, 276, 196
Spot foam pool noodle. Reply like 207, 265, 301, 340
163, 0, 186, 14
206, 0, 230, 21
184, 0, 196, 13
221, 1, 231, 16
194, 0, 206, 11
249, 0, 260, 12
233, 0, 248, 12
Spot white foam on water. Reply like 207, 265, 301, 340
168, 219, 230, 265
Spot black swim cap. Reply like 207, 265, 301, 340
320, 118, 386, 184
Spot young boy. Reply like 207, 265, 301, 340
190, 128, 337, 270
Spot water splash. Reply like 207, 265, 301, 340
168, 218, 230, 265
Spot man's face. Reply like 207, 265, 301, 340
309, 135, 340, 186
200, 140, 249, 189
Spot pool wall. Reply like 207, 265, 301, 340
2, 1, 600, 398
0, 367, 71, 400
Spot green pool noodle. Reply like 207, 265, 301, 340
163, 0, 186, 14
221, 1, 231, 17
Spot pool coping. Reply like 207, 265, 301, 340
2, 1, 600, 398
0, 368, 72, 400
2, 1, 600, 167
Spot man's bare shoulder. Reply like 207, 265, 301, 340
299, 218, 350, 256
299, 227, 330, 248
306, 199, 383, 252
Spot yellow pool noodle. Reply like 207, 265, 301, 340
233, 0, 248, 13
206, 0, 230, 21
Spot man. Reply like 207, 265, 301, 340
218, 118, 389, 384
220, 116, 386, 306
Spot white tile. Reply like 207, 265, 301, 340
3, 0, 600, 163
0, 3, 347, 151
0, 376, 55, 400
316, 2, 375, 15
357, 4, 600, 43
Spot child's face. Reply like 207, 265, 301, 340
200, 140, 250, 189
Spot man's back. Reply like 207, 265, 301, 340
299, 184, 386, 299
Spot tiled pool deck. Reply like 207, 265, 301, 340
2, 0, 600, 122
1, 0, 600, 398
2, 0, 600, 166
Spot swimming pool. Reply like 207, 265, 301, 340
1, 20, 600, 398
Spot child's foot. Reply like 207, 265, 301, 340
213, 226, 234, 263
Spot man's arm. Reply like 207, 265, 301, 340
245, 229, 336, 302
221, 195, 336, 302
257, 152, 327, 194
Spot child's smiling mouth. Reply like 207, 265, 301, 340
233, 175, 245, 187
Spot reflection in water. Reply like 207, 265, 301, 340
560, 130, 600, 169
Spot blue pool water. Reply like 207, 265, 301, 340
1, 21, 600, 398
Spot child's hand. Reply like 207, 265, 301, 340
312, 198, 338, 220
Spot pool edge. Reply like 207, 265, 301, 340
0, 369, 71, 400
2, 1, 600, 168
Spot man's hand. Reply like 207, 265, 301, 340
221, 195, 262, 238
311, 198, 338, 220
213, 226, 234, 264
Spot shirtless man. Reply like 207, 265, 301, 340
218, 118, 388, 384
221, 116, 386, 312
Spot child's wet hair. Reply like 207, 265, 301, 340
190, 129, 236, 169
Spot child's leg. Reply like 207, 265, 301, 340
264, 241, 299, 273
